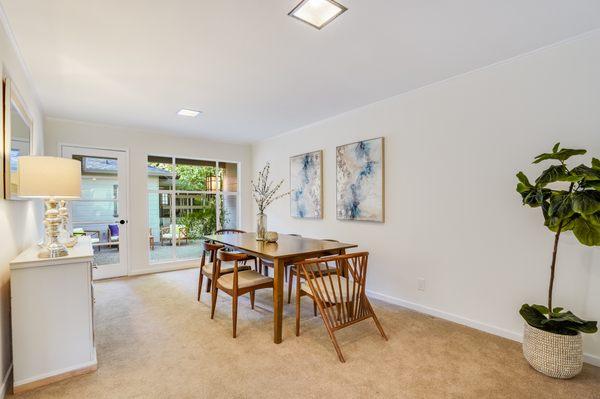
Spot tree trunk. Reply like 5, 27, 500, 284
548, 222, 563, 313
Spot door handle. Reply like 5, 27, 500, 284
118, 219, 127, 225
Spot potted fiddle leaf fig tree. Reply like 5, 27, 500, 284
516, 143, 599, 379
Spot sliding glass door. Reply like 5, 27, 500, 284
147, 156, 239, 264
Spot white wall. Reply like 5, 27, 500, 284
252, 31, 600, 363
44, 118, 253, 275
0, 15, 44, 395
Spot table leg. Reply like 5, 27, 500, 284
273, 258, 284, 344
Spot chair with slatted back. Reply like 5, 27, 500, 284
197, 241, 251, 302
295, 252, 387, 362
211, 251, 274, 338
287, 239, 341, 304
259, 233, 301, 278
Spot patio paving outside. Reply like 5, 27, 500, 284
93, 239, 203, 267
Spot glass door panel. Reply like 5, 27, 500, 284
62, 146, 129, 279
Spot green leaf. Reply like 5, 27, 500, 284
571, 164, 600, 181
586, 181, 600, 190
572, 190, 600, 215
567, 321, 598, 334
552, 142, 560, 153
592, 158, 600, 170
545, 311, 585, 324
533, 148, 586, 164
535, 165, 569, 186
583, 212, 600, 226
532, 305, 549, 315
552, 307, 564, 314
573, 217, 600, 246
522, 187, 550, 208
520, 304, 546, 329
516, 172, 532, 188
548, 193, 574, 219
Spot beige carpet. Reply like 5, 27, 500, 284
9, 268, 600, 399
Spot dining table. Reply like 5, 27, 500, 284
203, 232, 357, 344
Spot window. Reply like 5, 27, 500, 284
147, 156, 240, 264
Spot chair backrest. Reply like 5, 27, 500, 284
108, 224, 119, 236
200, 241, 223, 265
296, 252, 371, 330
215, 229, 246, 234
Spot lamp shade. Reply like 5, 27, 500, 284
18, 156, 81, 198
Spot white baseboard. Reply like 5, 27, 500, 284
366, 290, 600, 368
584, 353, 600, 367
13, 356, 97, 388
0, 363, 12, 399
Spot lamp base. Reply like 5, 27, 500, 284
38, 243, 69, 259
38, 198, 69, 258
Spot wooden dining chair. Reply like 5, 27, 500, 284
287, 239, 341, 304
197, 241, 251, 302
295, 252, 388, 362
214, 229, 258, 271
211, 251, 274, 338
259, 234, 301, 279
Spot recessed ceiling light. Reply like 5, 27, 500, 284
288, 0, 347, 30
177, 109, 201, 117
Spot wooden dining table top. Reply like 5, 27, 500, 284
203, 232, 357, 260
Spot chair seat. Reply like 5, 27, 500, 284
202, 262, 251, 278
301, 276, 359, 303
90, 238, 100, 244
218, 270, 273, 290
110, 235, 119, 241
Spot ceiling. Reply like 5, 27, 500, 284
2, 1, 600, 143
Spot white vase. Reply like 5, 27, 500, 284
256, 213, 267, 241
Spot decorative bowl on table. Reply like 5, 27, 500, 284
265, 231, 279, 243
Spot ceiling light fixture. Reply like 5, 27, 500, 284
288, 0, 347, 30
177, 109, 201, 117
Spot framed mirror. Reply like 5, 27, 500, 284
3, 77, 33, 200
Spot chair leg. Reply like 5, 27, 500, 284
197, 272, 204, 302
367, 300, 388, 340
325, 328, 346, 363
210, 287, 218, 319
250, 290, 255, 310
206, 278, 211, 293
232, 294, 238, 338
287, 270, 293, 304
295, 291, 301, 336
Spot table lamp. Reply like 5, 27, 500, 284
18, 156, 81, 258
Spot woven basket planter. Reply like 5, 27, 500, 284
522, 323, 583, 379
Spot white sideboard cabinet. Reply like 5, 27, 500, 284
10, 237, 97, 394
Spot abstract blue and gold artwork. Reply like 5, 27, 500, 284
336, 137, 384, 222
290, 150, 322, 219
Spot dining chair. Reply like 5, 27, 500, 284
197, 241, 251, 302
259, 233, 301, 279
211, 251, 274, 338
295, 252, 388, 362
287, 239, 341, 304
214, 229, 258, 272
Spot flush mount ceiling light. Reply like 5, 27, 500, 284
288, 0, 347, 30
177, 109, 201, 117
